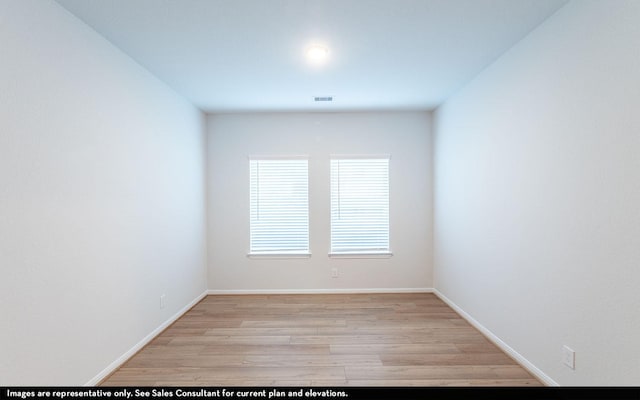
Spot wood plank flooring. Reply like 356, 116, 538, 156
100, 293, 541, 386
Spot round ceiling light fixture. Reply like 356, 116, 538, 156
306, 44, 329, 64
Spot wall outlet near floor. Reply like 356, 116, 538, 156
331, 268, 338, 278
160, 294, 166, 309
562, 345, 575, 369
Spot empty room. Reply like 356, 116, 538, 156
1, 0, 639, 390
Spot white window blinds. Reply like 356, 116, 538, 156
249, 157, 309, 255
330, 156, 390, 254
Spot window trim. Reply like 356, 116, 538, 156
329, 154, 392, 256
247, 155, 310, 257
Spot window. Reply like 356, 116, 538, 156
249, 157, 309, 256
330, 156, 390, 255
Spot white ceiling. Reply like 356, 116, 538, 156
55, 0, 567, 112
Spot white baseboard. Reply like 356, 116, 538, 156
207, 288, 434, 295
84, 290, 208, 386
433, 289, 558, 386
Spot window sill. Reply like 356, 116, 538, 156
328, 252, 393, 259
247, 253, 311, 260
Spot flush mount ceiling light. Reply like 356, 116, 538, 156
305, 45, 329, 64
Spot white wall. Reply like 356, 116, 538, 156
207, 112, 432, 292
434, 0, 640, 386
0, 0, 207, 385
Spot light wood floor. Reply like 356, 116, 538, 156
101, 293, 542, 386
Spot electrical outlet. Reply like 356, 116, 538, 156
160, 294, 166, 309
562, 345, 575, 369
331, 268, 338, 278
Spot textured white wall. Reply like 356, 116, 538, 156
434, 0, 640, 385
0, 0, 207, 385
207, 112, 432, 292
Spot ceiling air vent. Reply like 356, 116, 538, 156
314, 96, 333, 102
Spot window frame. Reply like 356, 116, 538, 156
247, 155, 311, 259
328, 154, 392, 259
